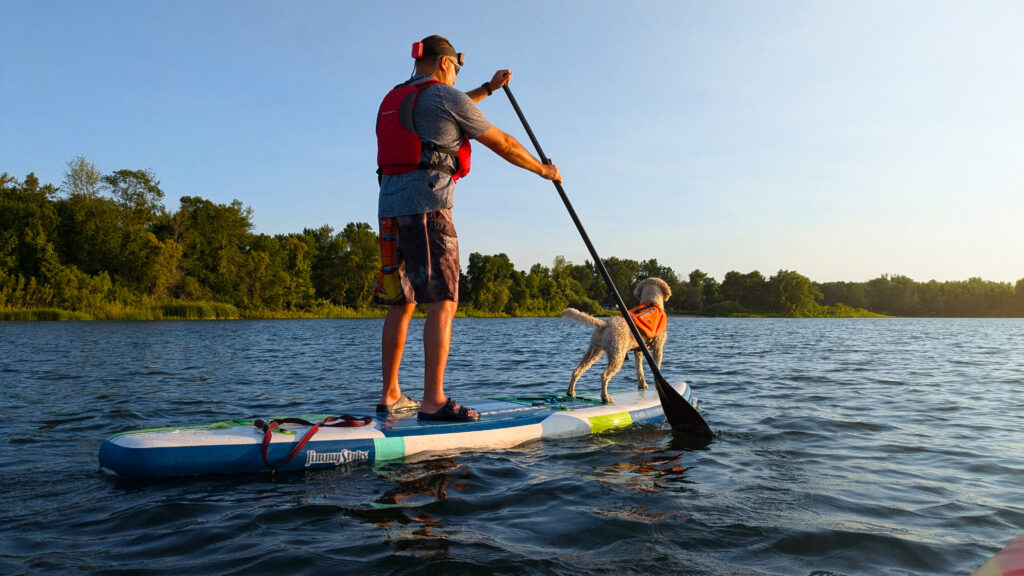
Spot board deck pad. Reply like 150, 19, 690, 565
98, 381, 696, 478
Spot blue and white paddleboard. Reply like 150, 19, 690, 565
98, 381, 697, 478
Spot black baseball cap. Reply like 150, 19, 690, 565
414, 35, 465, 66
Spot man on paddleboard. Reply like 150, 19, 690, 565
374, 34, 561, 421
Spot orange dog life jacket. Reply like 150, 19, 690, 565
629, 302, 667, 339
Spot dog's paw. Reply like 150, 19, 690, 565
637, 380, 648, 390
601, 394, 614, 404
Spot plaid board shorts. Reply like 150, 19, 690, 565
374, 209, 460, 305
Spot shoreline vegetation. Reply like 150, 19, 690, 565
3, 161, 1023, 322
1, 302, 889, 322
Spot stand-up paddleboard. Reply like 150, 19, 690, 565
99, 381, 698, 478
973, 534, 1024, 576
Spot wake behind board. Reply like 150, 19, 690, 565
99, 381, 698, 478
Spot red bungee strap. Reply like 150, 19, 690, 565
253, 415, 373, 470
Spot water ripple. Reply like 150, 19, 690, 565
1, 317, 1022, 575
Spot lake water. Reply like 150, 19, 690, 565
1, 317, 1021, 575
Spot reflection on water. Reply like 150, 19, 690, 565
374, 458, 463, 508
583, 428, 697, 497
344, 458, 465, 557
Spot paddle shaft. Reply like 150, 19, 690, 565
501, 85, 713, 440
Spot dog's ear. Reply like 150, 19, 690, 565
659, 278, 672, 300
633, 278, 647, 299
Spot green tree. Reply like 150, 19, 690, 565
720, 270, 768, 312
638, 258, 680, 285
61, 155, 103, 198
1015, 276, 1024, 313
701, 275, 721, 310
505, 269, 532, 316
506, 263, 553, 316
594, 256, 640, 307
115, 230, 183, 299
277, 233, 316, 309
306, 223, 379, 309
465, 252, 515, 313
15, 227, 110, 311
866, 274, 920, 316
171, 196, 254, 303
55, 191, 123, 276
566, 260, 599, 305
1, 173, 60, 276
768, 269, 822, 316
553, 256, 601, 312
54, 166, 181, 299
536, 261, 571, 314
1, 173, 111, 310
819, 281, 868, 309
337, 222, 380, 309
679, 269, 708, 312
235, 233, 315, 311
1015, 279, 1024, 316
0, 268, 55, 309
307, 224, 345, 305
102, 169, 165, 230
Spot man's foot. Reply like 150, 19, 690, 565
417, 398, 480, 422
376, 393, 421, 414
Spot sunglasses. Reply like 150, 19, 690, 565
447, 54, 463, 75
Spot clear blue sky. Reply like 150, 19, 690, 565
4, 0, 1022, 283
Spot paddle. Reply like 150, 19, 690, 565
502, 85, 714, 441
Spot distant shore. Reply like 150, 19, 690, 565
1, 303, 892, 321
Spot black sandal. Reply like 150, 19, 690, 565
417, 398, 480, 422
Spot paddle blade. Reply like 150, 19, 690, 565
501, 84, 715, 443
653, 373, 714, 441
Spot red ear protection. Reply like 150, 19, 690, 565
411, 42, 424, 59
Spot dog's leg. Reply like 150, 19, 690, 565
600, 350, 625, 404
652, 335, 665, 369
568, 347, 603, 398
634, 350, 647, 389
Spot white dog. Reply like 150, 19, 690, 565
561, 277, 672, 404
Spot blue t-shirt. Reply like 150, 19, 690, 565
378, 74, 493, 218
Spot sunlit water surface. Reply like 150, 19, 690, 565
1, 317, 1021, 575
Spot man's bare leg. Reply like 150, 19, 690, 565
419, 299, 457, 414
380, 302, 416, 406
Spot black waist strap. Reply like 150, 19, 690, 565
420, 141, 459, 175
422, 141, 459, 156
417, 161, 456, 175
376, 141, 460, 184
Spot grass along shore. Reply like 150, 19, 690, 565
2, 300, 885, 321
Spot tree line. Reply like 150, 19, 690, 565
2, 159, 1022, 319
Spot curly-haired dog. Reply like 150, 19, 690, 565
561, 277, 672, 404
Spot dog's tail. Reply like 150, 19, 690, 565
561, 308, 605, 328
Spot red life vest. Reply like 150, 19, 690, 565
629, 302, 667, 339
376, 79, 471, 182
